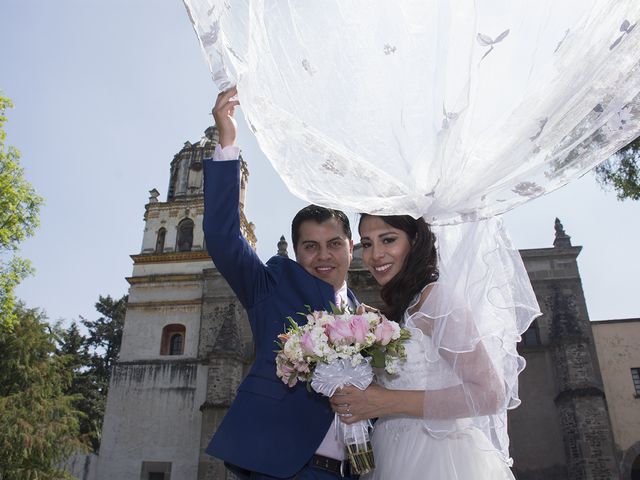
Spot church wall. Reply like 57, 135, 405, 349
513, 247, 619, 479
119, 269, 209, 362
509, 349, 568, 479
197, 269, 254, 478
61, 453, 98, 480
506, 260, 571, 479
131, 259, 213, 277
97, 362, 209, 480
127, 277, 206, 304
119, 305, 201, 361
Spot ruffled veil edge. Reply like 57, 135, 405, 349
405, 216, 541, 465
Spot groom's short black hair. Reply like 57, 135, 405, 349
291, 205, 351, 252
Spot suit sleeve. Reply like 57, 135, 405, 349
203, 158, 274, 308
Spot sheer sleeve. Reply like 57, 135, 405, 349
405, 216, 540, 465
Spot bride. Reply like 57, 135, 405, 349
331, 214, 516, 480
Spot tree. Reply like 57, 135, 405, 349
0, 93, 44, 328
57, 322, 104, 452
81, 295, 127, 388
595, 135, 640, 200
57, 294, 127, 452
0, 304, 83, 480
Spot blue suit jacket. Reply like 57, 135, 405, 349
203, 159, 356, 478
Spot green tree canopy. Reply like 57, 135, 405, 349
81, 294, 127, 383
0, 93, 44, 328
57, 322, 104, 452
595, 136, 640, 201
0, 304, 83, 480
56, 294, 127, 452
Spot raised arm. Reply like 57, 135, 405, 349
203, 88, 275, 308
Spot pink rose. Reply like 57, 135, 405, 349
295, 362, 311, 374
277, 360, 295, 385
375, 320, 396, 346
300, 331, 316, 355
350, 315, 370, 344
325, 318, 355, 344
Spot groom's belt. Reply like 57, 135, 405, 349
309, 454, 351, 477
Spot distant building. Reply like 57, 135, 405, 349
89, 127, 638, 480
591, 319, 640, 479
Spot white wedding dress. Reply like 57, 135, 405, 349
364, 322, 515, 480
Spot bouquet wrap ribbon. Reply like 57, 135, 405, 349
311, 358, 375, 474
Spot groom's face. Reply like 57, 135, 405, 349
294, 218, 353, 291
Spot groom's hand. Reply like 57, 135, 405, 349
213, 86, 239, 148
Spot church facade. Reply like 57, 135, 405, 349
92, 127, 638, 480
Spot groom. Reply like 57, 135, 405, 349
203, 87, 358, 479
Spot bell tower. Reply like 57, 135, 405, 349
97, 126, 256, 480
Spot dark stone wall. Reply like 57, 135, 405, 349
198, 268, 253, 479
511, 248, 620, 480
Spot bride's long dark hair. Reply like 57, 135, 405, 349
359, 214, 439, 322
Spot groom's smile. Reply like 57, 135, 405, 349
294, 218, 353, 291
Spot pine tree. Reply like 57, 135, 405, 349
57, 323, 103, 452
0, 305, 83, 480
81, 295, 127, 385
56, 294, 128, 453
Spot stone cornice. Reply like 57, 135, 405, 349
131, 251, 213, 264
146, 198, 205, 210
520, 246, 582, 259
126, 273, 204, 285
126, 299, 202, 309
554, 386, 605, 404
527, 275, 584, 283
115, 358, 205, 366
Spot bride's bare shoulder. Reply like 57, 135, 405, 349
408, 282, 436, 315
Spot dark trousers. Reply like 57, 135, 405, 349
227, 462, 358, 480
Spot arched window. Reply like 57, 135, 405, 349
155, 228, 166, 254
176, 218, 194, 252
160, 324, 186, 356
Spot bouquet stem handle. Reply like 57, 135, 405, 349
337, 416, 375, 475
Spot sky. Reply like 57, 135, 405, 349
1, 0, 639, 326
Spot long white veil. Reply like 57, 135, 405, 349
184, 0, 640, 221
183, 0, 640, 464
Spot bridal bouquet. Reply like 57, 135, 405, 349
275, 304, 411, 474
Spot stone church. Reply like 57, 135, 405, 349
89, 126, 639, 480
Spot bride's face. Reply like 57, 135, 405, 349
359, 216, 412, 286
